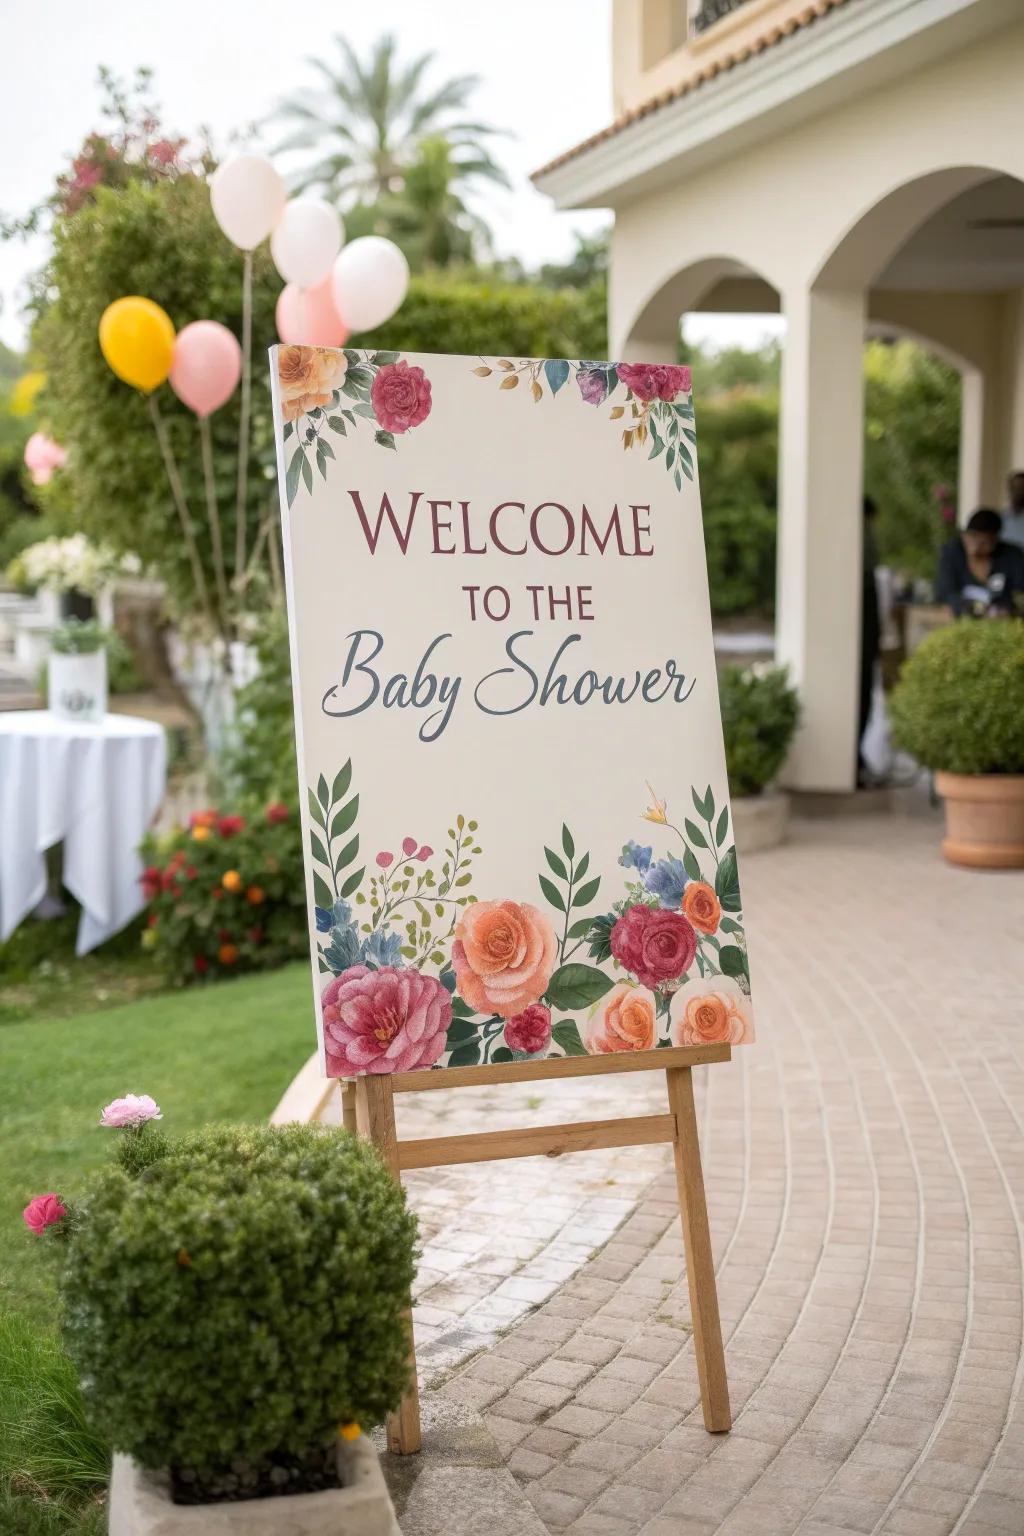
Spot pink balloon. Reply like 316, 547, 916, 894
276, 274, 349, 348
169, 321, 242, 418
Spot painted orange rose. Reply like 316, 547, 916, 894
584, 982, 658, 1054
682, 881, 721, 935
670, 977, 753, 1047
452, 900, 557, 1019
278, 345, 347, 422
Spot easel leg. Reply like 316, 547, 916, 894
666, 1066, 731, 1432
352, 1075, 422, 1455
340, 1078, 358, 1134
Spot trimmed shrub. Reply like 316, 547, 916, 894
702, 505, 776, 617
139, 802, 305, 981
889, 619, 1024, 775
60, 1123, 417, 1477
719, 665, 800, 798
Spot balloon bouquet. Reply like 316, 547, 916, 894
96, 152, 409, 636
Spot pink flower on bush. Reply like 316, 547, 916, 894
504, 1004, 551, 1055
610, 904, 696, 990
100, 1094, 163, 1128
23, 433, 67, 487
617, 363, 692, 402
23, 1193, 67, 1234
321, 965, 451, 1075
371, 361, 432, 434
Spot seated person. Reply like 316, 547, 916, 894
936, 508, 1024, 617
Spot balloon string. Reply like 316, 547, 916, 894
234, 248, 253, 587
198, 415, 231, 630
147, 394, 214, 631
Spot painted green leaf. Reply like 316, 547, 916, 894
566, 918, 592, 939
371, 351, 400, 365
301, 453, 313, 494
491, 1046, 514, 1064
374, 429, 397, 450
450, 997, 477, 1019
312, 871, 333, 909
445, 1017, 481, 1046
538, 874, 565, 912
315, 442, 327, 480
309, 832, 330, 866
718, 945, 748, 980
684, 817, 708, 850
339, 867, 364, 899
319, 437, 336, 461
286, 447, 305, 507
719, 917, 743, 935
307, 788, 325, 828
332, 762, 352, 803
715, 848, 741, 913
546, 964, 613, 1011
552, 1019, 588, 1056
332, 796, 359, 836
544, 846, 567, 881
574, 851, 590, 881
448, 1042, 481, 1068
692, 785, 712, 820
544, 359, 570, 395
682, 845, 702, 883
715, 807, 729, 847
334, 835, 359, 872
561, 824, 575, 860
327, 415, 347, 434
317, 774, 330, 809
572, 876, 601, 909
283, 421, 294, 440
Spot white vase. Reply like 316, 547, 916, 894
107, 1434, 397, 1535
48, 649, 108, 723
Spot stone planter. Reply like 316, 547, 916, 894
48, 649, 107, 723
108, 1433, 398, 1535
731, 791, 789, 855
935, 772, 1024, 869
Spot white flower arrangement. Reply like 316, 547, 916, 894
6, 534, 141, 596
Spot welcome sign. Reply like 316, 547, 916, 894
271, 346, 754, 1079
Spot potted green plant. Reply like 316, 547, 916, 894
22, 1099, 414, 1534
890, 619, 1024, 868
718, 663, 800, 853
47, 618, 109, 723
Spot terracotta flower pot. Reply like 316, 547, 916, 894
935, 772, 1024, 869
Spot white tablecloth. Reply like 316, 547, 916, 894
0, 711, 167, 955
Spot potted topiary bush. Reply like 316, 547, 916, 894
718, 663, 800, 853
23, 1099, 414, 1534
890, 619, 1024, 868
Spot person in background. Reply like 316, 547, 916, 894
1003, 470, 1024, 551
936, 507, 1024, 617
857, 495, 881, 786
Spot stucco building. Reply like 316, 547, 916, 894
534, 0, 1024, 791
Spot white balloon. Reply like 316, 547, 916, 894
271, 198, 344, 288
210, 154, 286, 251
331, 237, 409, 334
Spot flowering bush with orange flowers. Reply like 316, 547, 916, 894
139, 802, 307, 982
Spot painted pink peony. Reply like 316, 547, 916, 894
617, 363, 692, 402
371, 360, 432, 434
321, 965, 451, 1075
23, 1193, 67, 1234
670, 976, 754, 1046
610, 904, 697, 990
100, 1094, 162, 1128
504, 1004, 552, 1055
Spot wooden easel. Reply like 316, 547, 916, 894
345, 1042, 732, 1454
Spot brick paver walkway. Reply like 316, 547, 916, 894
403, 810, 1024, 1535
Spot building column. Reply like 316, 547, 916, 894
959, 367, 984, 523
777, 284, 866, 793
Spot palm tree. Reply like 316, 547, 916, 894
270, 33, 509, 208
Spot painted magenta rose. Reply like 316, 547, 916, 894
584, 982, 658, 1054
278, 345, 347, 421
617, 363, 692, 402
670, 976, 753, 1047
452, 900, 557, 1019
371, 360, 432, 434
504, 1004, 551, 1055
321, 964, 451, 1075
682, 881, 721, 936
610, 904, 697, 989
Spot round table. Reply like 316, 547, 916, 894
0, 711, 167, 956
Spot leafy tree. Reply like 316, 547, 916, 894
341, 135, 497, 269
271, 32, 507, 211
537, 229, 610, 290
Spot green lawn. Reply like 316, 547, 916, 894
1, 965, 315, 1325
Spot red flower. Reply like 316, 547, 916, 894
189, 809, 218, 829
193, 955, 209, 975
504, 1004, 551, 1055
185, 865, 197, 880
265, 803, 290, 825
248, 925, 265, 944
23, 1193, 67, 1234
217, 815, 246, 839
371, 360, 432, 434
322, 966, 450, 1075
147, 912, 159, 928
610, 904, 697, 990
617, 363, 692, 402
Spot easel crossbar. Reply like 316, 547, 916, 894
396, 1112, 677, 1171
388, 1041, 731, 1093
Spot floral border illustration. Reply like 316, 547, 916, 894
472, 357, 696, 493
306, 764, 752, 1077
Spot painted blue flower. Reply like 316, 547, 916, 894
323, 922, 362, 975
314, 906, 333, 933
644, 854, 688, 910
618, 841, 653, 875
362, 928, 404, 969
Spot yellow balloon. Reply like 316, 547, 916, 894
10, 371, 46, 416
99, 297, 176, 393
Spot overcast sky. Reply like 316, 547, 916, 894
0, 1, 776, 353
